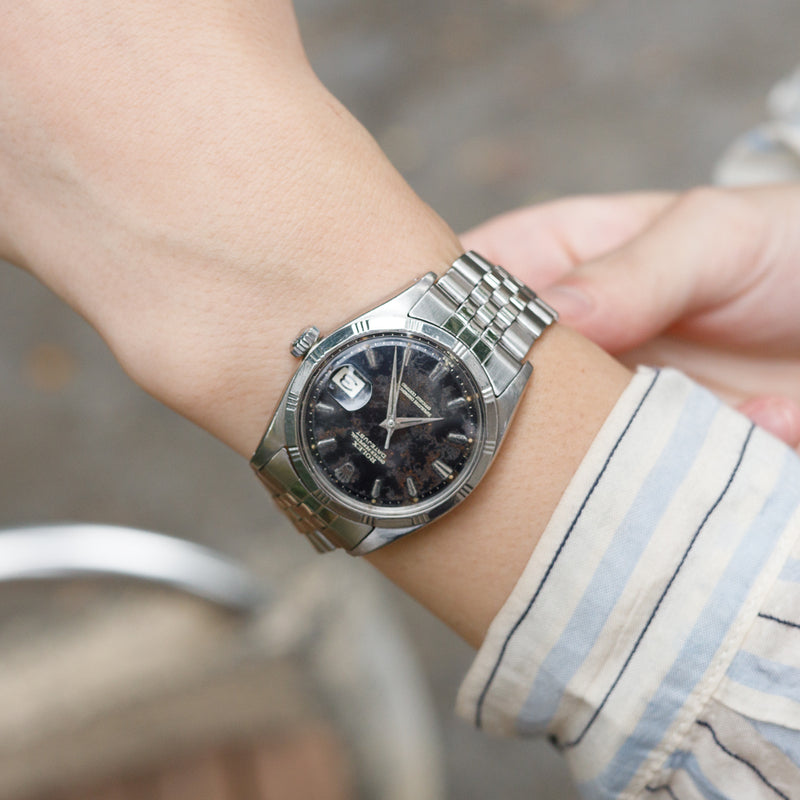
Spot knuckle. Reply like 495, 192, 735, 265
677, 186, 763, 236
676, 185, 768, 268
675, 185, 727, 214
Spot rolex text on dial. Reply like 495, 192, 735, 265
301, 333, 483, 511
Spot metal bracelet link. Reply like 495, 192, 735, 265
253, 251, 557, 554
436, 251, 557, 366
253, 458, 338, 552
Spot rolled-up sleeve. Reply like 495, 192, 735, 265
457, 367, 800, 799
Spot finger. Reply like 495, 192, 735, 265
460, 192, 674, 286
539, 188, 769, 353
737, 396, 800, 449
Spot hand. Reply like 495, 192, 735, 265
462, 186, 800, 448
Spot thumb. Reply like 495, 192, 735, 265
539, 188, 765, 353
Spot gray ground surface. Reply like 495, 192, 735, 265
2, 2, 799, 798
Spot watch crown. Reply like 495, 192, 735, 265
290, 326, 320, 358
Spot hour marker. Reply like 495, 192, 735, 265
315, 401, 335, 415
365, 347, 379, 369
371, 478, 383, 499
334, 461, 356, 483
447, 432, 469, 445
406, 477, 418, 498
432, 459, 453, 479
447, 397, 467, 410
317, 437, 337, 454
429, 362, 446, 382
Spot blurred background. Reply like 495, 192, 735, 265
1, 1, 799, 798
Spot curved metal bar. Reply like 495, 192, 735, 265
0, 524, 266, 613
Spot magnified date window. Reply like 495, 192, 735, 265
329, 364, 372, 411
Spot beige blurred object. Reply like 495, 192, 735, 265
714, 65, 800, 186
22, 343, 78, 394
0, 526, 445, 800
59, 726, 355, 800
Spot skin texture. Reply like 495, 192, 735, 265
1, 2, 630, 646
1, 2, 463, 451
464, 186, 800, 449
4, 5, 796, 798
0, 7, 626, 796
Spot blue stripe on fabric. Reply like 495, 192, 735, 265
666, 752, 730, 800
745, 715, 800, 767
778, 557, 800, 583
727, 650, 800, 705
582, 431, 800, 797
473, 370, 661, 729
562, 417, 754, 750
515, 385, 719, 734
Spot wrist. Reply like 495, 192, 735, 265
5, 22, 461, 455
94, 84, 463, 456
367, 326, 631, 645
140, 211, 463, 459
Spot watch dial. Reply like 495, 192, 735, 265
300, 333, 483, 510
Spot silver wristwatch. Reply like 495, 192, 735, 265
251, 251, 557, 555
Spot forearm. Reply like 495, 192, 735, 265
2, 2, 630, 646
2, 2, 461, 445
369, 327, 629, 645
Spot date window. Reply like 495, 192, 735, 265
329, 364, 372, 411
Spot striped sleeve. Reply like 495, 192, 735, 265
456, 367, 800, 799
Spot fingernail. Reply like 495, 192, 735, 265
739, 396, 800, 449
540, 284, 595, 320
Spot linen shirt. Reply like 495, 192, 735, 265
458, 367, 800, 799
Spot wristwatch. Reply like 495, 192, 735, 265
250, 251, 557, 555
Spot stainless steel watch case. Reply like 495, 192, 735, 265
251, 271, 533, 556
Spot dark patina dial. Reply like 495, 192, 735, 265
300, 333, 484, 510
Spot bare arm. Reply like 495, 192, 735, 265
1, 1, 630, 646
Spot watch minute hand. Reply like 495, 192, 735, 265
383, 346, 411, 449
386, 347, 398, 418
391, 346, 410, 418
383, 347, 399, 449
392, 416, 445, 431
